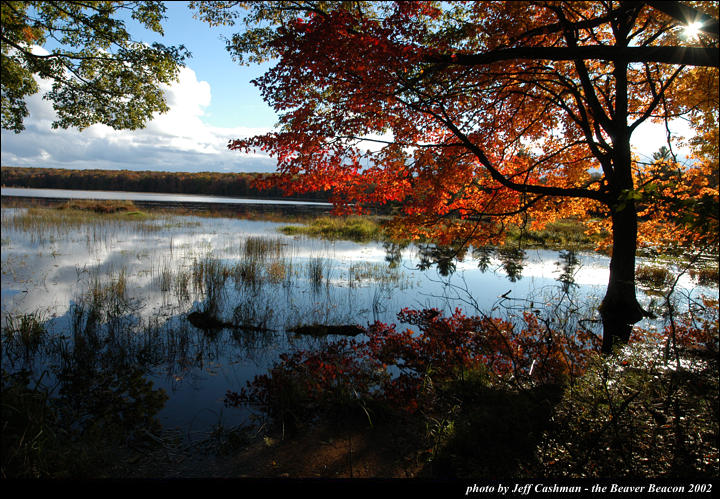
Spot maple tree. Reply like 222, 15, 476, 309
196, 1, 719, 353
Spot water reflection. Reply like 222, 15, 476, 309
555, 249, 581, 293
420, 244, 581, 291
418, 243, 530, 283
2, 206, 708, 436
472, 246, 494, 273
417, 244, 467, 277
383, 241, 407, 269
497, 247, 527, 282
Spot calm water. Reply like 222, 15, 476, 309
1, 186, 333, 206
0, 205, 710, 438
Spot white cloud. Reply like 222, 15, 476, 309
1, 65, 277, 173
6, 61, 694, 175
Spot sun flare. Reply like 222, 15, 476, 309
683, 21, 703, 39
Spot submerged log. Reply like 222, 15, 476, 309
287, 324, 365, 337
187, 311, 274, 332
187, 311, 229, 330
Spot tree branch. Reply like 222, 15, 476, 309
428, 46, 719, 68
645, 1, 719, 39
436, 107, 607, 203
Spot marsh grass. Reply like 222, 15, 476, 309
506, 218, 601, 250
244, 235, 285, 261
230, 236, 295, 289
281, 215, 382, 242
232, 260, 261, 289
307, 257, 326, 290
157, 261, 173, 294
1, 204, 166, 247
267, 260, 291, 285
232, 300, 274, 331
174, 268, 191, 303
1, 201, 205, 246
348, 262, 405, 288
196, 257, 230, 314
89, 268, 129, 313
636, 264, 673, 293
2, 312, 47, 364
58, 199, 140, 214
690, 266, 719, 287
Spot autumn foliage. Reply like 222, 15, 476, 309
225, 296, 717, 472
226, 307, 601, 427
200, 1, 718, 351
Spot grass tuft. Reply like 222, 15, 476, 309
281, 216, 382, 242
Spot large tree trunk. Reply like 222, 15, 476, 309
600, 200, 647, 353
598, 37, 648, 354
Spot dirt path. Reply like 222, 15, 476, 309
126, 423, 428, 479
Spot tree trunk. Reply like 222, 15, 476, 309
599, 199, 647, 353
599, 37, 648, 354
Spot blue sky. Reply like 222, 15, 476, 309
0, 2, 692, 174
137, 2, 276, 130
1, 2, 280, 173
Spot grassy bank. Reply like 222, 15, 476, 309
278, 213, 605, 248
280, 215, 384, 242
506, 218, 604, 250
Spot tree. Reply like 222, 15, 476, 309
1, 1, 188, 132
195, 1, 719, 353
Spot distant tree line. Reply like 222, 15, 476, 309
0, 167, 332, 201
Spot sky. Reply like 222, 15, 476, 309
0, 2, 693, 174
1, 2, 280, 173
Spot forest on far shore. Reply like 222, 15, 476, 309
0, 166, 331, 201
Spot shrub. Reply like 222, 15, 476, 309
226, 307, 600, 429
536, 298, 719, 478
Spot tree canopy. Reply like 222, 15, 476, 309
1, 1, 188, 132
194, 1, 718, 353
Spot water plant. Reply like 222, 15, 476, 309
689, 265, 719, 287
2, 312, 47, 365
156, 260, 173, 294
306, 257, 326, 290
232, 259, 261, 289
58, 199, 141, 214
243, 235, 285, 261
1, 204, 162, 247
266, 260, 291, 285
636, 264, 673, 293
173, 268, 191, 303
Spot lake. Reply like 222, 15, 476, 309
1, 187, 333, 206
0, 194, 712, 440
